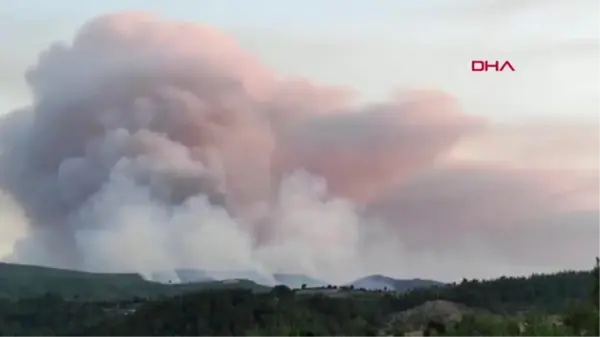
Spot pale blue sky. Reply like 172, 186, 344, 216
1, 0, 599, 122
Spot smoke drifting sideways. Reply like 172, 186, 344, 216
0, 12, 485, 284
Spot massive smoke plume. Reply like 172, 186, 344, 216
0, 13, 477, 278
0, 12, 597, 283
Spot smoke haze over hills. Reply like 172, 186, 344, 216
0, 12, 597, 283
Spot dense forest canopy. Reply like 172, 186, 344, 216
0, 261, 597, 336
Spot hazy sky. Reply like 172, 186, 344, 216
1, 0, 598, 122
0, 1, 598, 282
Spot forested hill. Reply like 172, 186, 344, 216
0, 265, 594, 337
0, 262, 270, 300
1, 262, 591, 309
402, 269, 595, 314
63, 266, 595, 337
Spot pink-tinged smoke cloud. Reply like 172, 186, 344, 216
0, 12, 596, 282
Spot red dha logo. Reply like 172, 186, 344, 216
471, 60, 515, 72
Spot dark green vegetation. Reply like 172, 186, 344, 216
0, 263, 440, 301
0, 263, 269, 301
0, 260, 598, 336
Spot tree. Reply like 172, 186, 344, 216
592, 257, 599, 308
270, 285, 294, 299
563, 304, 597, 336
592, 258, 599, 336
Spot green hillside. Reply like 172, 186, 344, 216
0, 261, 597, 336
0, 263, 269, 301
79, 264, 600, 336
395, 270, 595, 314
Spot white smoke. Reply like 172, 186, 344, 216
0, 12, 479, 284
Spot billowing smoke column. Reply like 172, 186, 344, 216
0, 13, 482, 283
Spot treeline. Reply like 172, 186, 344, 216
0, 293, 109, 335
82, 288, 384, 336
398, 269, 595, 314
438, 260, 600, 336
0, 263, 597, 336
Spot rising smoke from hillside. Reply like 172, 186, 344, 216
0, 12, 597, 283
0, 12, 478, 282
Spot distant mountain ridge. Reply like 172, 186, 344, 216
0, 262, 443, 301
169, 269, 442, 292
0, 263, 270, 301
349, 274, 443, 292
168, 269, 329, 289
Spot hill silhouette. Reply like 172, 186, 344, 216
0, 261, 597, 336
0, 263, 269, 301
169, 269, 329, 289
349, 274, 443, 292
